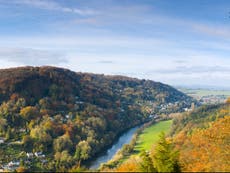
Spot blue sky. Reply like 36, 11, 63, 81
0, 0, 230, 88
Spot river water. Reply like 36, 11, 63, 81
89, 126, 140, 170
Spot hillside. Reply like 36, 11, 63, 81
0, 66, 195, 171
171, 102, 230, 172
108, 101, 229, 172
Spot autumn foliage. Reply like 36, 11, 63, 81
111, 103, 230, 172
173, 103, 230, 172
0, 66, 194, 171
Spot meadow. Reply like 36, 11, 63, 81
134, 120, 173, 152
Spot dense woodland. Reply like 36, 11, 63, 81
0, 66, 194, 171
171, 101, 230, 172
106, 100, 229, 172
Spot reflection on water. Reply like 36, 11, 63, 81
89, 126, 139, 169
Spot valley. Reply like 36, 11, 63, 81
0, 66, 229, 172
177, 87, 230, 104
0, 66, 196, 172
1, 0, 229, 172
101, 102, 230, 172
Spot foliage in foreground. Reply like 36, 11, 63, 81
105, 132, 180, 172
172, 101, 230, 172
106, 101, 230, 172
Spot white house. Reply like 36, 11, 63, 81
8, 161, 20, 167
35, 152, 45, 158
0, 138, 4, 144
0, 166, 4, 172
26, 152, 33, 158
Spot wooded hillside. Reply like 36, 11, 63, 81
0, 66, 195, 171
172, 102, 230, 172
108, 102, 229, 172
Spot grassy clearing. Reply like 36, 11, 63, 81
134, 120, 172, 153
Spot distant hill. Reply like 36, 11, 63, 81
0, 66, 195, 171
0, 66, 195, 113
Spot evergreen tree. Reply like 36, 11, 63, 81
140, 150, 156, 172
152, 132, 180, 172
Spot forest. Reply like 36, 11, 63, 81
0, 66, 195, 172
104, 100, 230, 172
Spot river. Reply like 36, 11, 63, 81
88, 126, 140, 170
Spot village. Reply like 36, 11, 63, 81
0, 97, 194, 172
0, 148, 47, 172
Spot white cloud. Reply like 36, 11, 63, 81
191, 23, 230, 39
0, 35, 170, 51
0, 47, 67, 65
56, 52, 230, 88
0, 59, 24, 69
8, 0, 97, 16
0, 44, 230, 88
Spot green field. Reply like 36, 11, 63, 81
134, 120, 172, 152
104, 120, 173, 167
177, 88, 230, 98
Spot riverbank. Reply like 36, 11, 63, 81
100, 119, 172, 170
88, 125, 141, 170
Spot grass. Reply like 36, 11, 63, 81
178, 88, 230, 98
101, 120, 173, 169
134, 120, 172, 153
